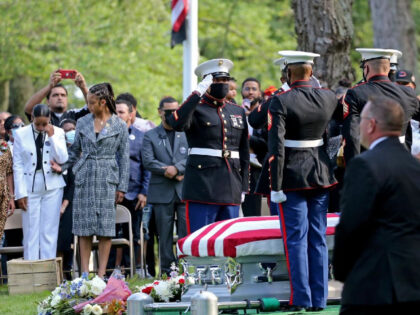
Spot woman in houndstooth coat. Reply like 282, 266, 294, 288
56, 83, 129, 278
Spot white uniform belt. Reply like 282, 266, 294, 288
399, 136, 405, 143
189, 147, 240, 159
284, 139, 324, 148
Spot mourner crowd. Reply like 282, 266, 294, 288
1, 47, 420, 314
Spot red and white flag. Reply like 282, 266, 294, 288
171, 0, 188, 48
177, 214, 340, 258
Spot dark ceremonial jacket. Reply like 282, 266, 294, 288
342, 74, 420, 163
167, 92, 250, 205
333, 137, 420, 305
248, 88, 283, 195
268, 80, 338, 192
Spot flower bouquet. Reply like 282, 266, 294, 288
135, 263, 194, 302
38, 271, 131, 315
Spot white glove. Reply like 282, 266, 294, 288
241, 192, 246, 203
271, 190, 287, 204
195, 74, 213, 96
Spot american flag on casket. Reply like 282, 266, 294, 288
177, 214, 340, 258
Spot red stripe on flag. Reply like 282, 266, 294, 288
206, 217, 277, 256
222, 229, 282, 257
190, 220, 228, 257
171, 0, 188, 32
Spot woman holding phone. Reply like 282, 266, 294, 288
53, 83, 129, 278
13, 104, 68, 260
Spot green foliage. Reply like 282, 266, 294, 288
0, 0, 418, 121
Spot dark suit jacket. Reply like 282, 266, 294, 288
126, 126, 151, 200
333, 137, 420, 305
142, 124, 188, 204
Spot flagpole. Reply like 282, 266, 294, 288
182, 0, 198, 100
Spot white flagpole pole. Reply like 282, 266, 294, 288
182, 0, 198, 101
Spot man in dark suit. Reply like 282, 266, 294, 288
333, 96, 420, 314
142, 96, 188, 275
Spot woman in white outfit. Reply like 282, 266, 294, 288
13, 104, 68, 260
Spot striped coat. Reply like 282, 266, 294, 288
65, 114, 129, 237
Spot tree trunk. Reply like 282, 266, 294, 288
291, 0, 355, 88
370, 0, 417, 89
9, 76, 34, 121
0, 80, 10, 113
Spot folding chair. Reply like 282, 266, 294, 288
72, 205, 134, 278
0, 209, 24, 283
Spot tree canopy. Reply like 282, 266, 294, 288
0, 0, 419, 123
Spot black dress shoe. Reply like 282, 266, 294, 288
281, 304, 305, 312
306, 306, 325, 312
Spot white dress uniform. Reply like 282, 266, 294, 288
13, 124, 68, 260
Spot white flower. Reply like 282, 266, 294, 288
79, 284, 89, 296
153, 281, 174, 302
51, 287, 61, 296
91, 304, 103, 315
89, 276, 106, 296
50, 294, 61, 307
187, 276, 195, 285
83, 304, 93, 314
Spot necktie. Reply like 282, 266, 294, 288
35, 132, 43, 171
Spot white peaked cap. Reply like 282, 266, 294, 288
356, 48, 401, 62
274, 57, 287, 70
389, 50, 403, 64
194, 59, 233, 78
278, 50, 320, 65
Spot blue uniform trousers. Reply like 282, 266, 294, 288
186, 202, 239, 233
278, 189, 329, 308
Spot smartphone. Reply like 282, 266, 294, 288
58, 69, 77, 79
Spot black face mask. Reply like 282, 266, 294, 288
164, 109, 176, 121
209, 83, 229, 99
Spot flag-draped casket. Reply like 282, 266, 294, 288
177, 215, 342, 302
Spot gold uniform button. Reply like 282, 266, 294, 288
224, 120, 227, 124
206, 122, 211, 126
198, 165, 202, 169
224, 144, 227, 149
224, 137, 227, 141
222, 114, 225, 118
224, 128, 228, 132
213, 101, 217, 105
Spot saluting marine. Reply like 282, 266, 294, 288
342, 48, 420, 163
268, 51, 339, 311
167, 59, 249, 233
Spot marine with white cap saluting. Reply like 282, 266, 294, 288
166, 59, 249, 234
268, 50, 340, 312
342, 48, 420, 163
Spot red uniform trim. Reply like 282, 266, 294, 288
185, 201, 191, 235
174, 111, 179, 121
278, 203, 294, 305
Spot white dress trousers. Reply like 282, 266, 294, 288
22, 171, 63, 260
